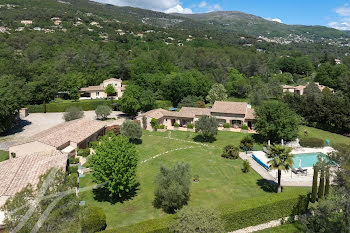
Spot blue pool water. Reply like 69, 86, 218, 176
292, 153, 327, 168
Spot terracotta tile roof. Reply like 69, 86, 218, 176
141, 109, 179, 119
0, 151, 67, 199
211, 101, 248, 115
13, 119, 106, 149
177, 107, 210, 118
245, 108, 255, 120
80, 85, 104, 92
103, 78, 122, 83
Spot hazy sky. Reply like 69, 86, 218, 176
94, 0, 350, 30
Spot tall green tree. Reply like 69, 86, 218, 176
206, 83, 227, 104
311, 165, 319, 203
255, 101, 301, 142
195, 116, 218, 141
90, 133, 138, 201
104, 84, 116, 98
120, 120, 143, 142
266, 145, 294, 193
153, 162, 191, 213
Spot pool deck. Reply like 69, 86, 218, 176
241, 146, 336, 187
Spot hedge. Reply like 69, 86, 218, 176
300, 137, 325, 148
101, 195, 308, 233
221, 196, 309, 231
27, 100, 116, 113
101, 215, 175, 233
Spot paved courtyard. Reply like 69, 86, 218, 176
0, 111, 128, 150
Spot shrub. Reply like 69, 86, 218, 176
186, 123, 194, 129
69, 157, 80, 164
223, 123, 230, 129
242, 124, 249, 130
150, 118, 159, 130
81, 206, 107, 233
170, 207, 224, 233
159, 125, 165, 129
242, 160, 250, 173
63, 107, 84, 122
153, 162, 191, 214
89, 141, 99, 149
95, 105, 112, 120
68, 166, 78, 174
174, 122, 180, 128
300, 137, 325, 147
221, 145, 239, 159
120, 120, 142, 140
77, 148, 90, 157
240, 135, 255, 151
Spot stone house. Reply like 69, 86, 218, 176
80, 78, 126, 100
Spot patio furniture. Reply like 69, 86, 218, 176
298, 167, 308, 176
292, 168, 300, 175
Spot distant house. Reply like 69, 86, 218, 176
282, 82, 334, 95
137, 101, 255, 131
21, 20, 32, 25
80, 78, 126, 100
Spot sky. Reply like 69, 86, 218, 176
95, 0, 350, 30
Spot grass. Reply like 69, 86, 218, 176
0, 150, 9, 162
257, 222, 302, 233
80, 130, 309, 230
299, 126, 350, 145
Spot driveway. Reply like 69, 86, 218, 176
0, 111, 128, 150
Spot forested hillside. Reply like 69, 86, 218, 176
0, 0, 350, 135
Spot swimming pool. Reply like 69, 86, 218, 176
292, 152, 327, 168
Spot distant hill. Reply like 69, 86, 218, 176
175, 11, 350, 42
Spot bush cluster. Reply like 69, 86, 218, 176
223, 123, 230, 128
159, 125, 166, 129
300, 137, 325, 147
63, 107, 84, 122
174, 122, 180, 128
27, 100, 115, 113
69, 157, 80, 164
81, 206, 107, 233
68, 166, 78, 174
221, 145, 239, 159
242, 125, 249, 130
186, 123, 194, 129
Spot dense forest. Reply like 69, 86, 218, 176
1, 0, 350, 135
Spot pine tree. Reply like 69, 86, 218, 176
325, 167, 330, 198
311, 165, 318, 203
318, 168, 325, 200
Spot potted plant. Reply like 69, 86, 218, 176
193, 174, 199, 183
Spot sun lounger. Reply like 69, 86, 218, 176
292, 168, 300, 174
298, 167, 308, 175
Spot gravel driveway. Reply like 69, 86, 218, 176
0, 111, 128, 150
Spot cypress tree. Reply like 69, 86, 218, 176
311, 165, 318, 203
325, 167, 330, 198
318, 168, 325, 200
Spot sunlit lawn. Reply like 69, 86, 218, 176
299, 126, 350, 145
80, 130, 309, 230
257, 222, 303, 233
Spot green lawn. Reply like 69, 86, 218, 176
257, 222, 302, 233
299, 126, 350, 145
0, 150, 9, 162
80, 130, 309, 230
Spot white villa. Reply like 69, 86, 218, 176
282, 82, 334, 95
137, 101, 255, 131
80, 78, 126, 100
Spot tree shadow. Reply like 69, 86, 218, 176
92, 183, 140, 204
193, 135, 216, 143
1, 119, 32, 136
256, 179, 278, 193
130, 138, 142, 144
